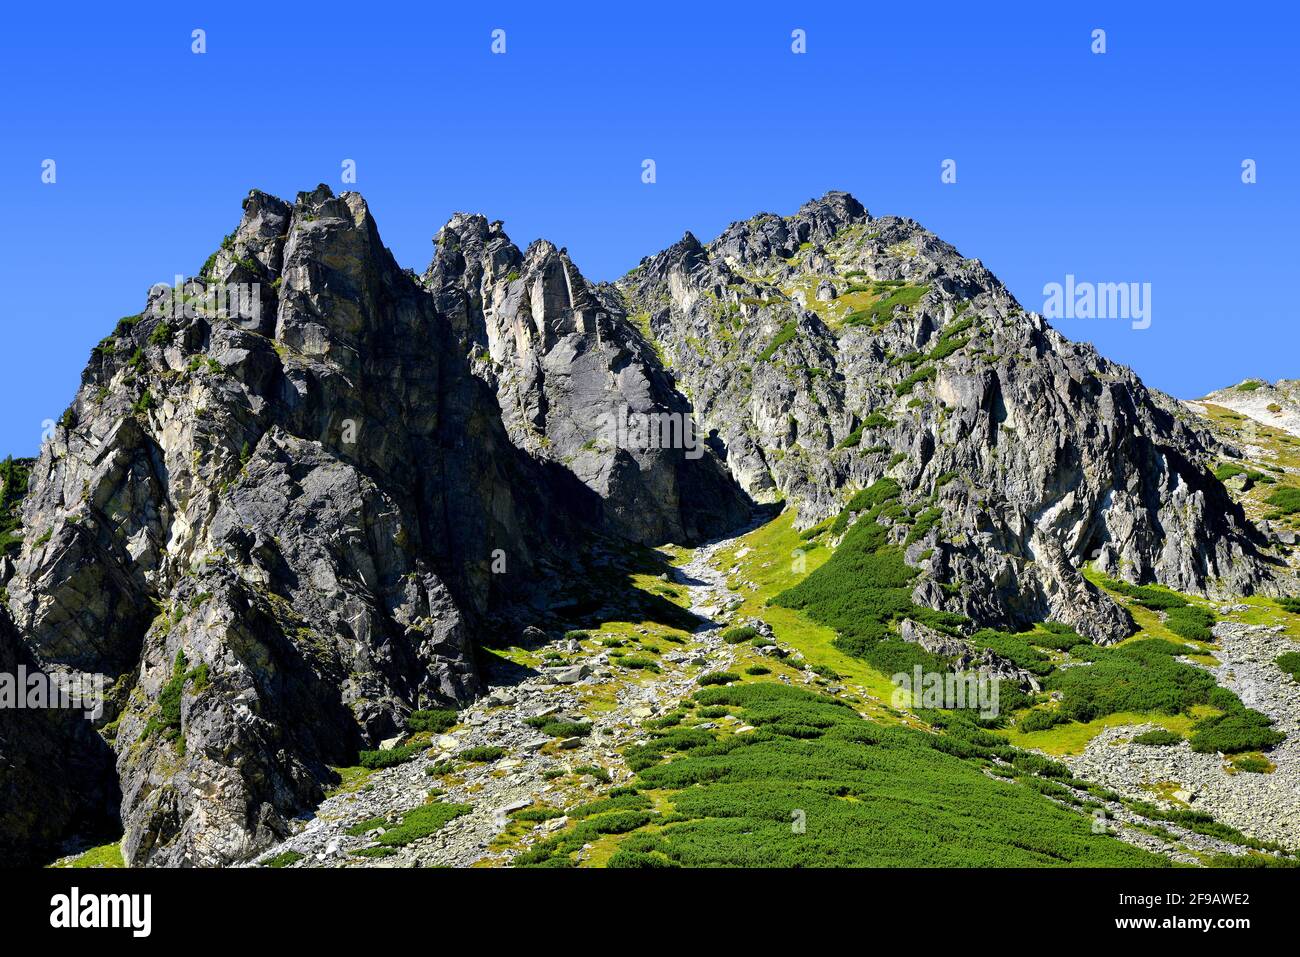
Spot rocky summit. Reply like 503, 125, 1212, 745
3, 187, 1298, 869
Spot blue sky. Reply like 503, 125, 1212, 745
1, 1, 1296, 456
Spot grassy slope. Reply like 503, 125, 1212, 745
507, 511, 1173, 867
519, 682, 1163, 868
710, 510, 906, 719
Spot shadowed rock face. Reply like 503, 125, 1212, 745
423, 213, 751, 544
0, 187, 1287, 866
0, 614, 120, 866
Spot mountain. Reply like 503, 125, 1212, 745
618, 193, 1284, 637
1192, 379, 1300, 440
1, 188, 1295, 867
1184, 380, 1300, 555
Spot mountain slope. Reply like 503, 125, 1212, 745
1194, 379, 1300, 440
0, 187, 1293, 867
3, 187, 591, 864
617, 192, 1286, 641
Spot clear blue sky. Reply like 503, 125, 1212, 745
1, 1, 1296, 456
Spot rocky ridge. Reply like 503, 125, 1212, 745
1, 187, 1294, 867
617, 192, 1285, 641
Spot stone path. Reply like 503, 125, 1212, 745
250, 525, 755, 868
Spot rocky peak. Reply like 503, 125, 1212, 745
1, 187, 1293, 870
419, 212, 751, 545
709, 190, 870, 267
2, 186, 591, 865
617, 191, 1286, 643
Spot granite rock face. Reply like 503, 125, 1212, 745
423, 213, 750, 544
3, 187, 584, 865
617, 191, 1284, 642
0, 188, 1289, 866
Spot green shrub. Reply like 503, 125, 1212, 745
722, 626, 759, 644
936, 315, 975, 342
904, 507, 942, 545
1265, 486, 1300, 517
588, 811, 654, 834
459, 746, 506, 762
263, 851, 304, 868
843, 284, 928, 328
1276, 651, 1300, 682
1018, 709, 1070, 733
894, 365, 936, 397
970, 629, 1053, 677
510, 805, 566, 822
1032, 622, 1087, 651
1232, 755, 1272, 774
345, 816, 388, 836
1189, 709, 1284, 754
0, 456, 34, 558
699, 671, 740, 686
114, 313, 144, 335
406, 708, 458, 733
358, 744, 423, 769
613, 655, 660, 671
862, 412, 893, 429
142, 650, 208, 749
1047, 639, 1214, 723
758, 321, 797, 362
375, 801, 472, 846
1164, 605, 1215, 643
745, 665, 772, 676
570, 793, 652, 819
926, 336, 967, 363
1277, 597, 1300, 615
593, 683, 1164, 867
1121, 799, 1283, 852
1095, 575, 1188, 610
607, 850, 680, 868
647, 711, 686, 730
775, 478, 967, 678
